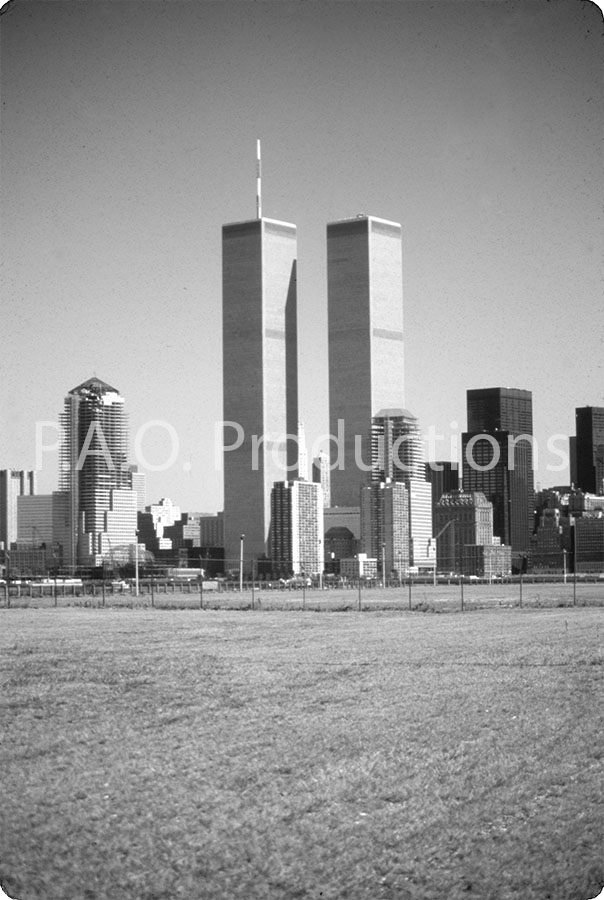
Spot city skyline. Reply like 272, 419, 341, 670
2, 2, 602, 511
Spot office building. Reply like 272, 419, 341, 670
434, 490, 494, 573
462, 387, 534, 557
569, 436, 577, 487
371, 409, 424, 483
312, 451, 331, 508
407, 479, 435, 571
530, 507, 571, 572
463, 544, 512, 579
340, 554, 378, 580
327, 215, 404, 506
270, 480, 323, 577
367, 408, 434, 572
297, 422, 309, 481
573, 515, 604, 573
222, 217, 298, 566
59, 377, 137, 568
425, 461, 460, 517
574, 406, 604, 494
16, 494, 54, 546
199, 512, 224, 550
0, 469, 36, 549
129, 466, 147, 512
360, 480, 409, 578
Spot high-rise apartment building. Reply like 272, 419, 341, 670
59, 377, 136, 568
462, 387, 534, 555
327, 215, 404, 506
574, 406, 604, 495
360, 480, 409, 577
270, 480, 323, 577
222, 217, 298, 566
0, 469, 36, 549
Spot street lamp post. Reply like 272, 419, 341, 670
4, 550, 10, 609
318, 539, 323, 591
239, 534, 244, 594
134, 532, 139, 598
251, 557, 255, 610
571, 518, 577, 606
563, 548, 567, 584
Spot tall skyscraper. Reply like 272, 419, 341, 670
367, 409, 434, 571
327, 215, 404, 507
371, 409, 424, 483
574, 406, 604, 494
0, 469, 36, 549
59, 377, 136, 568
222, 217, 298, 566
270, 480, 323, 577
462, 387, 534, 556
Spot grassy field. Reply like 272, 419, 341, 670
1, 606, 603, 900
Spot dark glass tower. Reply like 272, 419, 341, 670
462, 388, 534, 557
575, 406, 604, 494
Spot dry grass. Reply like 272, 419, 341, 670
1, 606, 603, 900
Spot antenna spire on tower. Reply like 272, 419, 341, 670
256, 138, 262, 219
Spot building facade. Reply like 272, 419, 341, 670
0, 469, 36, 549
312, 451, 331, 508
16, 494, 54, 546
371, 409, 424, 483
574, 406, 604, 495
425, 461, 460, 519
434, 490, 494, 573
59, 377, 137, 568
270, 480, 323, 578
327, 215, 404, 506
360, 480, 409, 577
222, 217, 298, 567
462, 387, 534, 557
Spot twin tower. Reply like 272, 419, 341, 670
222, 213, 405, 566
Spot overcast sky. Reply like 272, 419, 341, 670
1, 0, 602, 511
